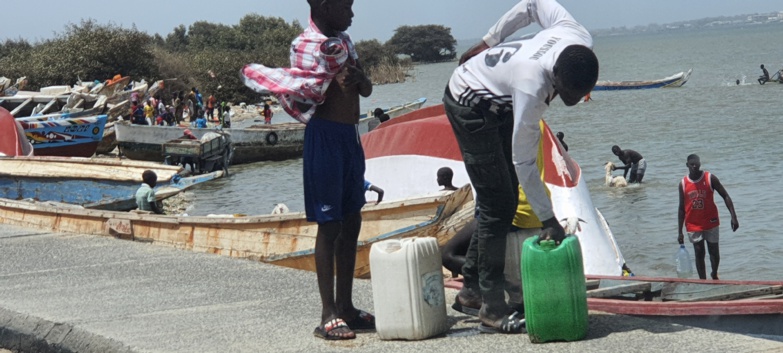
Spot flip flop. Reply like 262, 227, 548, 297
313, 318, 355, 340
478, 312, 525, 334
344, 310, 375, 331
451, 296, 480, 317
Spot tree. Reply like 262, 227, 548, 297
355, 39, 397, 69
386, 25, 457, 63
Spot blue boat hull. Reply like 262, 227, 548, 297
17, 114, 108, 157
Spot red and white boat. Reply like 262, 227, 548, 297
0, 107, 33, 156
360, 104, 626, 276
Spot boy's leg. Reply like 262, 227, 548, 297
335, 211, 361, 317
704, 227, 720, 279
691, 236, 707, 280
314, 222, 341, 322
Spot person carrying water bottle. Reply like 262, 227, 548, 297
677, 154, 739, 280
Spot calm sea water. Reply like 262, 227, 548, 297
188, 23, 783, 281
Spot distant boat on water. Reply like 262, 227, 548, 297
593, 69, 693, 91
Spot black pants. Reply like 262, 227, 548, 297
443, 88, 518, 314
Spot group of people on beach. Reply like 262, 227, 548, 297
232, 0, 743, 341
127, 86, 236, 129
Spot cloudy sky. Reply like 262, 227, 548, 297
1, 0, 781, 43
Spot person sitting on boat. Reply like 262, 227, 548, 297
437, 167, 458, 191
611, 145, 646, 183
758, 64, 770, 85
556, 131, 569, 151
135, 170, 164, 214
445, 183, 546, 318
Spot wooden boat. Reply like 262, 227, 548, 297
95, 121, 118, 155
0, 156, 223, 211
15, 113, 108, 157
0, 91, 107, 118
0, 107, 33, 156
358, 97, 427, 135
115, 122, 304, 164
361, 104, 628, 276
593, 69, 693, 91
0, 183, 474, 278
585, 275, 783, 336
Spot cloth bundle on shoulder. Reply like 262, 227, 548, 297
240, 19, 357, 124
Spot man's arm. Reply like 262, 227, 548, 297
678, 181, 685, 244
147, 192, 165, 215
711, 174, 739, 232
511, 89, 564, 242
461, 0, 581, 64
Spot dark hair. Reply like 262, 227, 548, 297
611, 145, 620, 153
373, 108, 384, 117
142, 170, 157, 185
556, 45, 599, 93
687, 154, 699, 162
380, 113, 390, 123
437, 167, 453, 178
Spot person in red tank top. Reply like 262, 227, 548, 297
677, 154, 739, 280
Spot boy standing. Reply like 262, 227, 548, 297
678, 154, 739, 280
241, 0, 373, 341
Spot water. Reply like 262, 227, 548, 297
187, 23, 783, 281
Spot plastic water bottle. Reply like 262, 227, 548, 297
675, 244, 693, 278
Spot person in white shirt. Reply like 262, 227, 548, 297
444, 0, 598, 334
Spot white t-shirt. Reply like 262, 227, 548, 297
447, 0, 592, 221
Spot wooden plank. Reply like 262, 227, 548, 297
668, 285, 783, 302
587, 282, 651, 298
10, 97, 32, 116
39, 98, 58, 115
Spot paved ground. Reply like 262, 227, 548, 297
1, 223, 782, 353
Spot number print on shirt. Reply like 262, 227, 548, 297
691, 199, 704, 210
484, 43, 522, 68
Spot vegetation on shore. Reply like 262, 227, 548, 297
0, 16, 457, 103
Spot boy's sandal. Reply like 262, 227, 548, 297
313, 318, 356, 340
477, 311, 526, 334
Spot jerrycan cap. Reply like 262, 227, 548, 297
539, 239, 558, 251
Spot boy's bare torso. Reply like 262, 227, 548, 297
313, 66, 361, 125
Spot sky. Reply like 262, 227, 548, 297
1, 1, 781, 43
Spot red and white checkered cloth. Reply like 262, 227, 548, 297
241, 19, 357, 124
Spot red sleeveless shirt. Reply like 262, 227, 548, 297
682, 171, 720, 232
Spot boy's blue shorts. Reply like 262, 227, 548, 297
303, 118, 366, 224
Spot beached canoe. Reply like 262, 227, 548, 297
361, 104, 628, 276
585, 275, 783, 336
0, 91, 107, 118
15, 113, 108, 157
0, 156, 223, 211
357, 97, 428, 134
0, 184, 474, 278
115, 122, 304, 164
593, 69, 693, 91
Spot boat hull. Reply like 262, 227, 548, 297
115, 123, 305, 164
361, 104, 626, 276
586, 275, 783, 336
0, 185, 473, 278
0, 156, 219, 211
593, 69, 692, 91
16, 114, 108, 157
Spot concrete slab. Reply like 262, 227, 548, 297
1, 223, 782, 353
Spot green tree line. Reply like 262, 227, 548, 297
0, 18, 456, 104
